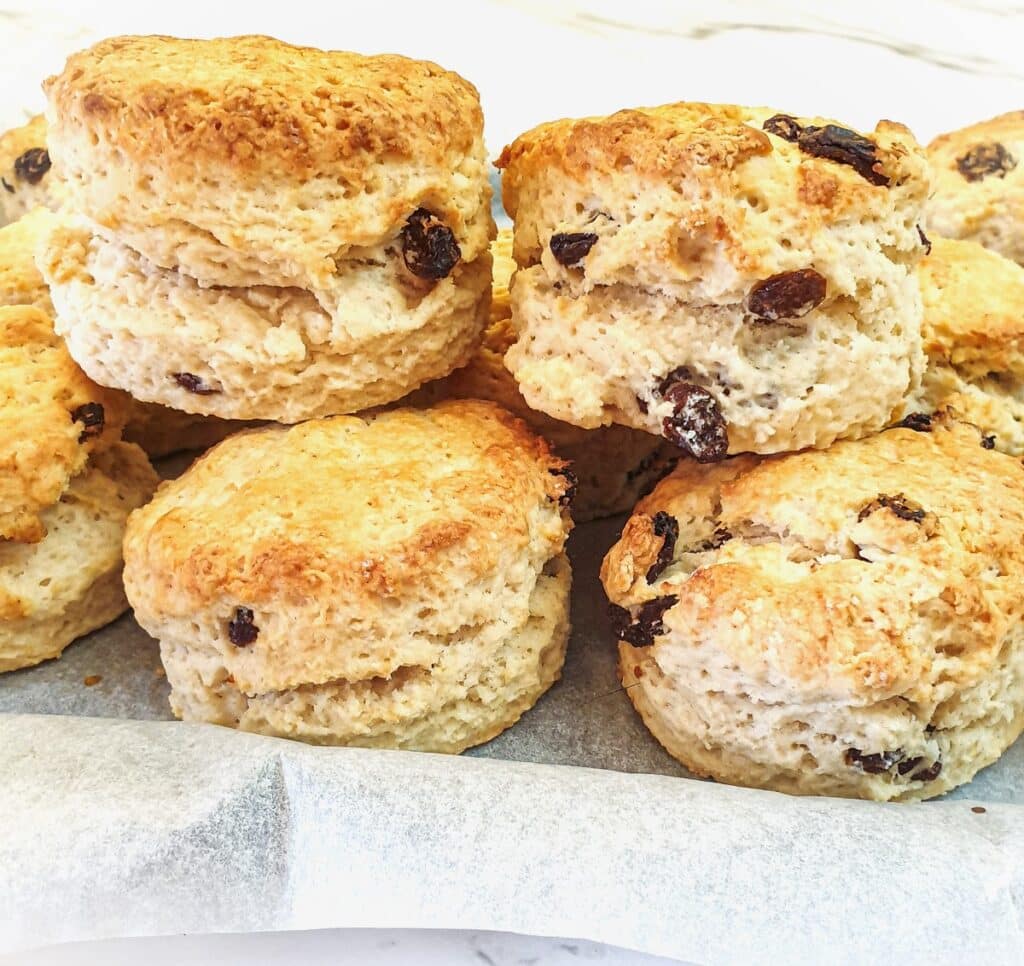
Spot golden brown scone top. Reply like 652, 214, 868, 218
927, 110, 1024, 179
124, 400, 572, 613
917, 236, 1024, 377
0, 305, 127, 542
498, 102, 926, 220
602, 416, 1024, 703
46, 35, 484, 182
0, 115, 52, 206
0, 207, 56, 313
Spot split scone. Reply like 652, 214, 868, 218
927, 111, 1024, 265
410, 229, 676, 522
39, 35, 495, 422
0, 208, 251, 458
602, 415, 1024, 801
123, 401, 574, 752
0, 305, 158, 671
0, 114, 66, 225
498, 103, 929, 459
907, 236, 1024, 455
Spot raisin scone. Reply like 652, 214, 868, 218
123, 401, 573, 752
38, 36, 494, 421
0, 304, 128, 543
498, 103, 929, 459
0, 207, 251, 457
926, 111, 1024, 266
602, 415, 1024, 802
905, 236, 1024, 455
0, 441, 158, 672
0, 114, 66, 225
409, 229, 676, 522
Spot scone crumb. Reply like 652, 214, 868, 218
83, 674, 102, 686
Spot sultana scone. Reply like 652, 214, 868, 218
410, 229, 676, 521
926, 111, 1024, 265
498, 103, 929, 459
602, 415, 1024, 801
0, 114, 66, 225
123, 401, 573, 752
906, 236, 1024, 455
39, 36, 495, 421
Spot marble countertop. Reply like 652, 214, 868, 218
2, 3, 1022, 963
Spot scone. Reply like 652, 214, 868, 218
498, 103, 929, 458
0, 305, 127, 542
0, 441, 158, 672
927, 111, 1024, 265
602, 415, 1024, 802
123, 401, 573, 752
39, 35, 495, 421
0, 208, 250, 457
0, 114, 66, 225
410, 229, 676, 521
907, 236, 1024, 455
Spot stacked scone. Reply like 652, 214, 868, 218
38, 35, 494, 423
0, 302, 157, 671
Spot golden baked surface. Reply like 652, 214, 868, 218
0, 207, 56, 314
0, 305, 126, 542
0, 115, 64, 224
47, 34, 483, 182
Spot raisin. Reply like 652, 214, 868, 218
636, 396, 649, 416
898, 412, 932, 433
845, 748, 904, 774
228, 607, 259, 647
696, 528, 732, 552
656, 366, 694, 396
661, 382, 729, 463
912, 760, 942, 782
763, 116, 888, 186
71, 402, 105, 442
971, 806, 987, 814
173, 372, 219, 395
609, 595, 678, 648
762, 114, 803, 143
747, 269, 827, 321
857, 493, 927, 524
981, 434, 996, 450
549, 466, 578, 507
897, 756, 924, 776
956, 143, 1017, 182
549, 232, 598, 267
1, 177, 12, 194
917, 226, 932, 255
646, 511, 679, 583
400, 208, 461, 280
13, 147, 50, 185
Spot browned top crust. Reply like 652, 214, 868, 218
927, 110, 1024, 168
123, 400, 572, 615
0, 305, 127, 543
601, 416, 1024, 702
45, 34, 483, 182
498, 102, 923, 219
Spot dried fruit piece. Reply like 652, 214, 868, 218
956, 143, 1017, 182
981, 434, 996, 450
845, 748, 904, 774
646, 511, 679, 583
173, 372, 220, 395
400, 208, 461, 280
912, 760, 942, 782
228, 607, 259, 647
917, 226, 932, 255
609, 595, 678, 648
549, 466, 578, 507
550, 232, 598, 267
71, 402, 105, 442
898, 412, 932, 433
13, 147, 50, 185
762, 116, 888, 186
696, 528, 732, 552
747, 269, 827, 321
897, 756, 923, 776
661, 382, 729, 462
857, 493, 927, 524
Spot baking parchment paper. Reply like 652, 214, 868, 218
1, 519, 1023, 964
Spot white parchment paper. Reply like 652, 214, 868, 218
0, 520, 1023, 963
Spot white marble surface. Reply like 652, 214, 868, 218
1, 3, 1022, 964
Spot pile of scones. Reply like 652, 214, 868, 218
2, 33, 1024, 802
